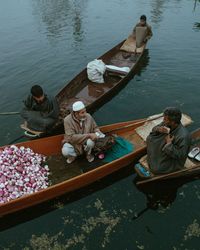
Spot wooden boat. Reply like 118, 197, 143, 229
21, 36, 148, 137
1, 113, 192, 216
135, 129, 200, 185
3, 112, 192, 216
56, 37, 147, 121
1, 115, 153, 217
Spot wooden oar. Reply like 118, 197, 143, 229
106, 114, 163, 134
136, 165, 200, 185
0, 112, 20, 115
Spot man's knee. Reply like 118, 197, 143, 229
86, 139, 95, 149
62, 143, 77, 157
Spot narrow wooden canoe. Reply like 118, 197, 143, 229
56, 38, 147, 122
135, 129, 200, 185
1, 117, 150, 217
21, 38, 148, 137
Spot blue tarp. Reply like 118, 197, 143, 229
103, 136, 134, 163
135, 163, 151, 177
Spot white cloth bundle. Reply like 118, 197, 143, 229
106, 65, 130, 75
87, 59, 106, 83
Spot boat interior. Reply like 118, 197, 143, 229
47, 125, 146, 186
57, 41, 142, 120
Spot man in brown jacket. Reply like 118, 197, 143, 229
62, 101, 104, 163
132, 15, 153, 43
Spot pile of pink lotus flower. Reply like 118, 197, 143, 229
0, 145, 50, 204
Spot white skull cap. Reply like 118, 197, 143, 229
72, 101, 85, 111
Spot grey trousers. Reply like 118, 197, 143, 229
62, 139, 95, 157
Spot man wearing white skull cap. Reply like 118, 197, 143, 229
72, 101, 85, 112
62, 101, 104, 163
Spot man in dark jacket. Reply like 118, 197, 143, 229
21, 85, 59, 132
147, 107, 191, 174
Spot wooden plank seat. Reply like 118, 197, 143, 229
120, 35, 146, 54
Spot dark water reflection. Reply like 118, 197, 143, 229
150, 0, 166, 25
193, 22, 200, 31
1, 0, 200, 249
133, 176, 200, 217
193, 0, 200, 11
32, 0, 86, 42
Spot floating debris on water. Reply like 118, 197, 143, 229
136, 240, 145, 249
184, 219, 200, 241
53, 201, 64, 210
94, 198, 103, 210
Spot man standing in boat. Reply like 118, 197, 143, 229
62, 101, 104, 164
132, 15, 153, 43
146, 107, 191, 174
20, 85, 59, 133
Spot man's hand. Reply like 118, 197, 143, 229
165, 134, 174, 144
88, 133, 98, 141
156, 126, 170, 134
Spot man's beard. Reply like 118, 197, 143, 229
80, 117, 86, 121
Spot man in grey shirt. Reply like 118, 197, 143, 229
147, 107, 191, 174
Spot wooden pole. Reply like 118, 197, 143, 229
106, 114, 163, 133
0, 112, 20, 115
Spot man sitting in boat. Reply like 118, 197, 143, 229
132, 15, 153, 43
146, 107, 191, 174
62, 101, 104, 164
20, 85, 59, 133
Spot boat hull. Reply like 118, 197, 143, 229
1, 118, 147, 216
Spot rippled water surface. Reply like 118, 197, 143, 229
0, 0, 200, 249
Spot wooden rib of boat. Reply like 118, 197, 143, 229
21, 37, 148, 137
135, 129, 200, 185
1, 116, 151, 217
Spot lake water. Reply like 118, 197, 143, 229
0, 0, 200, 249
